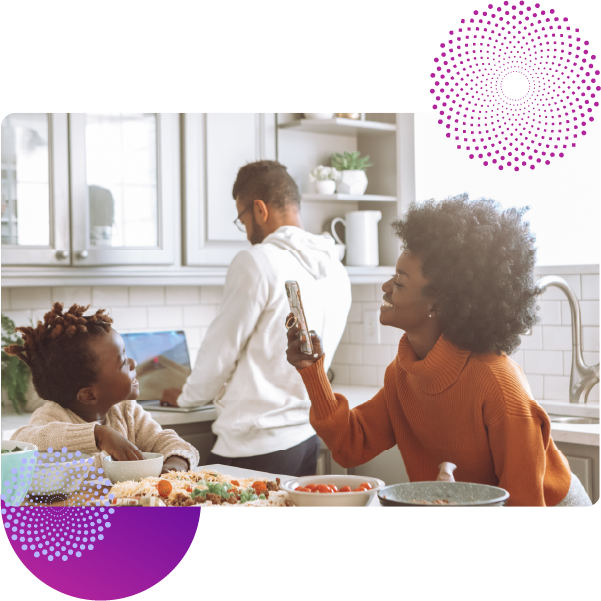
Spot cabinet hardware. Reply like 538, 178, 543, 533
77, 250, 89, 259
55, 250, 69, 260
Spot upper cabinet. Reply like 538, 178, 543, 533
1, 113, 179, 267
182, 113, 276, 265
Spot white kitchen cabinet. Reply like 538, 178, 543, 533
1, 113, 179, 267
182, 113, 277, 266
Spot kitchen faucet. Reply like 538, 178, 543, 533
535, 276, 600, 403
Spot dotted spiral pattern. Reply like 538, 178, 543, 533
3, 504, 114, 562
429, 1, 599, 171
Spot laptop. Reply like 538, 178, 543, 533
121, 330, 212, 413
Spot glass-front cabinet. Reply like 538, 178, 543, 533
1, 113, 178, 266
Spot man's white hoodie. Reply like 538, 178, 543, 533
177, 226, 352, 457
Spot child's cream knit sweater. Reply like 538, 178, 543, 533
11, 400, 199, 470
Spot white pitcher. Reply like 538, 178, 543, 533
331, 210, 382, 266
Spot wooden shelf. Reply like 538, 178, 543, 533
302, 193, 397, 203
279, 118, 396, 136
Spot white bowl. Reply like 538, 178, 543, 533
102, 452, 164, 484
303, 113, 335, 120
281, 475, 385, 507
29, 450, 94, 496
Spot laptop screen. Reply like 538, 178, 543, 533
121, 330, 192, 401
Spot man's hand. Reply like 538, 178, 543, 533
161, 387, 182, 407
161, 456, 189, 474
95, 424, 144, 461
285, 312, 325, 371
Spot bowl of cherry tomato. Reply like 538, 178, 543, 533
280, 475, 384, 507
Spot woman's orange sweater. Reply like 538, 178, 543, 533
299, 333, 572, 506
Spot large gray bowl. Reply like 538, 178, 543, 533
378, 481, 509, 507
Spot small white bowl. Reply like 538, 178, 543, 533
281, 475, 385, 507
102, 452, 164, 484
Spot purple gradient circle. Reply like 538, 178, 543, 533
4, 502, 200, 599
430, 1, 598, 171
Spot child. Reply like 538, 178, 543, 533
5, 302, 199, 474
286, 196, 591, 506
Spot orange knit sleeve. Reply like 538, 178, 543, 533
298, 356, 397, 469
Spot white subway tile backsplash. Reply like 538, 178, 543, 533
349, 365, 379, 386
340, 324, 350, 344
525, 374, 544, 399
582, 327, 599, 352
351, 284, 375, 302
377, 366, 388, 384
130, 287, 165, 307
542, 326, 572, 351
200, 286, 224, 305
347, 302, 363, 323
563, 351, 572, 376
1, 288, 11, 310
92, 287, 129, 307
511, 350, 524, 370
583, 351, 600, 366
361, 301, 382, 313
539, 275, 581, 300
524, 350, 564, 375
111, 307, 148, 330
2, 310, 32, 327
330, 364, 349, 385
333, 343, 363, 365
363, 344, 393, 367
536, 301, 562, 325
380, 325, 404, 346
148, 306, 183, 328
183, 327, 202, 349
518, 326, 543, 350
588, 383, 599, 402
10, 287, 51, 309
581, 275, 599, 300
543, 375, 570, 401
166, 286, 200, 306
349, 323, 364, 344
51, 287, 92, 307
183, 305, 218, 327
561, 300, 600, 326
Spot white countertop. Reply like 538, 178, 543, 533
2, 387, 598, 446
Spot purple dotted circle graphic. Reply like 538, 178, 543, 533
3, 503, 113, 562
430, 1, 599, 171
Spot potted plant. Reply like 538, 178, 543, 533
1, 315, 30, 414
309, 165, 341, 195
330, 151, 373, 195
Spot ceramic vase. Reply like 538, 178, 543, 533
336, 170, 368, 195
315, 180, 337, 195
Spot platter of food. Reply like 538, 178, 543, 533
107, 464, 294, 507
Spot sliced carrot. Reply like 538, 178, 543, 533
230, 480, 240, 486
251, 481, 267, 494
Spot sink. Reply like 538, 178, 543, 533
549, 416, 599, 425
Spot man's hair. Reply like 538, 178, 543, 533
3, 302, 113, 408
232, 160, 300, 211
391, 194, 541, 355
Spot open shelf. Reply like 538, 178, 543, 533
279, 117, 396, 136
302, 193, 397, 203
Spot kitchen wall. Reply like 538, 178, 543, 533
1, 269, 598, 402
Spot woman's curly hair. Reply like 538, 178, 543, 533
391, 194, 541, 355
3, 302, 113, 408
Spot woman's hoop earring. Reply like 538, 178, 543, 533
286, 315, 298, 330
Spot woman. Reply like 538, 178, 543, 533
286, 195, 591, 506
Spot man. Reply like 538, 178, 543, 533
161, 160, 351, 476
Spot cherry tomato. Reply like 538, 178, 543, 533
353, 486, 367, 492
185, 484, 192, 492
338, 486, 352, 493
328, 484, 339, 492
316, 484, 333, 493
359, 482, 372, 490
251, 481, 267, 494
304, 483, 318, 492
295, 486, 311, 492
157, 479, 172, 498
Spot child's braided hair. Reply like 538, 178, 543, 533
3, 302, 113, 408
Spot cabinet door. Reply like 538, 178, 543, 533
69, 113, 178, 266
183, 113, 276, 265
1, 113, 70, 265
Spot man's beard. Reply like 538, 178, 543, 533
248, 214, 265, 245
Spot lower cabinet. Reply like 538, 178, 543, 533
555, 441, 599, 504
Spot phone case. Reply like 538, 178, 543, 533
285, 280, 313, 355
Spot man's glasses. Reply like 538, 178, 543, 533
233, 205, 251, 233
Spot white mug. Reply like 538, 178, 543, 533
331, 210, 382, 267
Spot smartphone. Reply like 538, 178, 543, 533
285, 280, 313, 355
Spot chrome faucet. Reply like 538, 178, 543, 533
535, 276, 600, 403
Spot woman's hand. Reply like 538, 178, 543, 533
160, 387, 182, 407
95, 424, 144, 461
285, 312, 325, 371
161, 456, 189, 474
